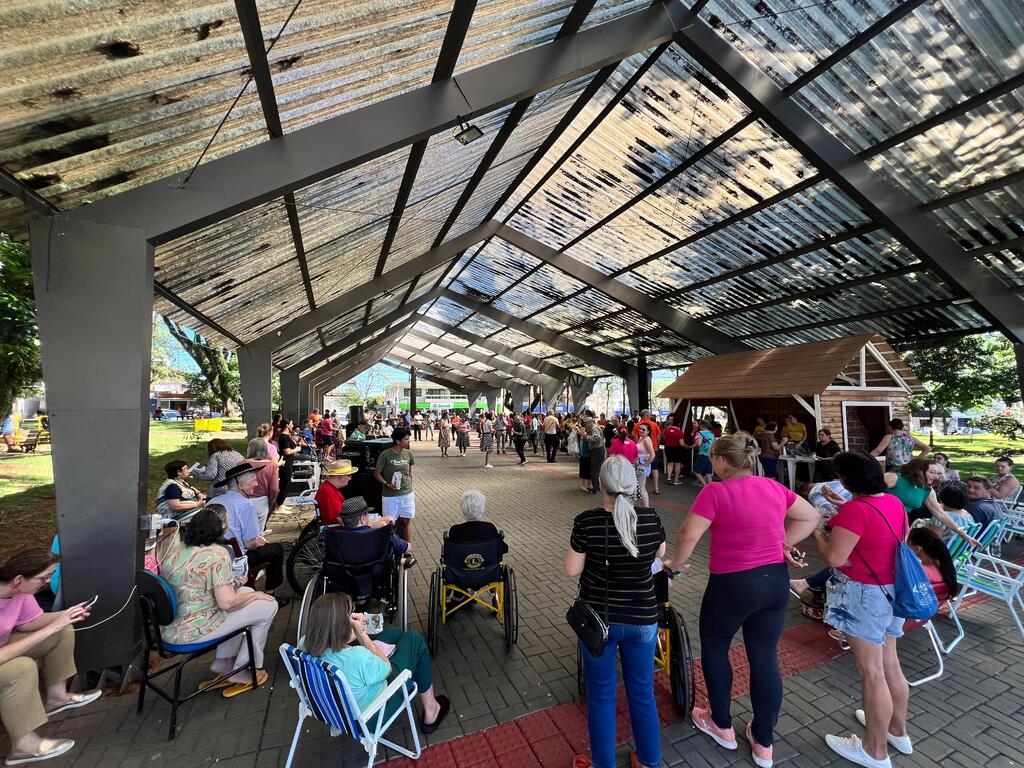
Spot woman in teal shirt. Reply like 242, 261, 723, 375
301, 594, 450, 732
885, 458, 979, 546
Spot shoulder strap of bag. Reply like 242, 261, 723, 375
604, 517, 610, 623
851, 498, 905, 602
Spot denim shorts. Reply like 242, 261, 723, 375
824, 571, 904, 645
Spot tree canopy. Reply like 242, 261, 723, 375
0, 235, 42, 419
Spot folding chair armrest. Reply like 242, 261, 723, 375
360, 669, 413, 718
969, 553, 1024, 574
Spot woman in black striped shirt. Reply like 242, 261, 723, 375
565, 454, 666, 768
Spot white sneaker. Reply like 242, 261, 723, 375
854, 710, 912, 755
825, 734, 891, 768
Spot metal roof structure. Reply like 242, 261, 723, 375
6, 0, 1024, 384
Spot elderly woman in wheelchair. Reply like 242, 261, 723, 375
427, 490, 518, 655
300, 592, 451, 733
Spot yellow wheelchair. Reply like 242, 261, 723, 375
427, 530, 518, 655
577, 570, 694, 713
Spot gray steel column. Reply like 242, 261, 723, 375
409, 366, 417, 416
298, 375, 311, 420
279, 367, 300, 423
29, 219, 151, 672
637, 352, 650, 414
543, 379, 564, 411
1015, 344, 1024, 407
238, 345, 273, 438
469, 392, 486, 414
571, 378, 595, 413
625, 371, 639, 417
510, 383, 530, 414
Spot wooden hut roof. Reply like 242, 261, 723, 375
659, 334, 925, 401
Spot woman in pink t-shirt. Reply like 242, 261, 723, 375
664, 433, 818, 767
814, 451, 912, 768
608, 428, 639, 463
0, 549, 102, 763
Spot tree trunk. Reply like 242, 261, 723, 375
162, 317, 237, 414
929, 400, 934, 447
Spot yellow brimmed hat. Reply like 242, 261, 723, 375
324, 459, 359, 476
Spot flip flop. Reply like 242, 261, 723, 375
221, 669, 268, 698
197, 677, 235, 692
45, 689, 102, 715
420, 695, 450, 733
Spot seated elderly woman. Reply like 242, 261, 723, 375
156, 459, 207, 520
301, 592, 450, 732
448, 490, 508, 553
159, 506, 279, 697
190, 438, 245, 499
0, 548, 102, 765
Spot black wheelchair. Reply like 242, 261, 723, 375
576, 570, 694, 713
426, 530, 518, 655
295, 523, 410, 642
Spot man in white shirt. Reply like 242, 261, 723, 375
542, 413, 560, 463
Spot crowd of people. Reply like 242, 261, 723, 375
4, 397, 1020, 768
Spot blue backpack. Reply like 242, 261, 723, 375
857, 501, 938, 620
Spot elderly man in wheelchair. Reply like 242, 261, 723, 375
297, 497, 413, 642
427, 490, 518, 655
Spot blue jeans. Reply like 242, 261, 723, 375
581, 623, 660, 768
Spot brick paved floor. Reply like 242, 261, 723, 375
5, 435, 1023, 767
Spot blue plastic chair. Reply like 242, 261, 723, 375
136, 570, 258, 739
278, 643, 421, 768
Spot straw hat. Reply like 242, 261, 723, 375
324, 459, 358, 476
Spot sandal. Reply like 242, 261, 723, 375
5, 738, 75, 765
45, 689, 101, 715
221, 669, 269, 698
197, 677, 235, 692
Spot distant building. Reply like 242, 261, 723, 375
384, 383, 486, 412
149, 380, 196, 413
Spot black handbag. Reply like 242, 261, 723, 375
566, 519, 610, 656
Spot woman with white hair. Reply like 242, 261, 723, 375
564, 455, 666, 768
448, 491, 508, 553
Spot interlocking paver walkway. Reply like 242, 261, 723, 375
4, 434, 1022, 768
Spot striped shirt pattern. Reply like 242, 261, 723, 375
570, 507, 666, 625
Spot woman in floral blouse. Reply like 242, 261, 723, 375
160, 506, 278, 698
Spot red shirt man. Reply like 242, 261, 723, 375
315, 460, 358, 525
631, 411, 662, 446
663, 423, 683, 449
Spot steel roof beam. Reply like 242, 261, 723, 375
494, 223, 748, 354
440, 289, 631, 378
412, 316, 582, 384
403, 331, 557, 388
390, 342, 509, 390
306, 331, 406, 397
384, 347, 498, 391
674, 17, 1024, 343
288, 290, 442, 374
376, 0, 478, 278
66, 2, 686, 244
254, 221, 496, 349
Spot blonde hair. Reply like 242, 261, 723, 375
256, 423, 272, 438
599, 455, 640, 557
709, 431, 759, 472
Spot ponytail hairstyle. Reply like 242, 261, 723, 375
599, 455, 640, 557
616, 428, 629, 442
908, 527, 961, 597
709, 431, 759, 472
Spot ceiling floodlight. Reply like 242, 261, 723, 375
453, 115, 484, 145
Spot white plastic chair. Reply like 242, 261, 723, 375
953, 521, 1024, 642
279, 643, 422, 768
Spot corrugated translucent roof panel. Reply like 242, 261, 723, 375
385, 105, 515, 272
154, 199, 305, 342
320, 304, 370, 345
563, 119, 818, 274
527, 344, 573, 360
445, 73, 593, 240
789, 1, 1024, 152
425, 296, 473, 324
450, 236, 541, 297
698, 0, 905, 88
273, 330, 323, 369
268, 0, 452, 132
452, 311, 506, 337
628, 180, 869, 295
368, 289, 407, 323
505, 44, 751, 249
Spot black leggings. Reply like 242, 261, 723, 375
513, 436, 526, 462
699, 562, 788, 747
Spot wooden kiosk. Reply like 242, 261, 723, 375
659, 334, 925, 452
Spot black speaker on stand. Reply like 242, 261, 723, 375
347, 405, 364, 437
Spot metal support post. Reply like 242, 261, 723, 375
29, 219, 152, 672
543, 379, 564, 412
637, 352, 650, 414
279, 368, 300, 423
571, 379, 596, 414
298, 375, 311, 419
510, 383, 530, 414
409, 366, 417, 416
237, 345, 273, 438
469, 392, 485, 414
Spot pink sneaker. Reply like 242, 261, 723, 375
746, 722, 774, 767
691, 707, 737, 750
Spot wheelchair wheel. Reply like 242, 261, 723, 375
667, 606, 695, 714
296, 574, 324, 644
502, 566, 518, 654
286, 528, 325, 595
427, 568, 442, 657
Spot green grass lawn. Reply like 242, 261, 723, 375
0, 418, 248, 559
911, 432, 1023, 477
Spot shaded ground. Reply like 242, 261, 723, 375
0, 432, 1021, 768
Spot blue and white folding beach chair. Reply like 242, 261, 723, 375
279, 643, 422, 768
